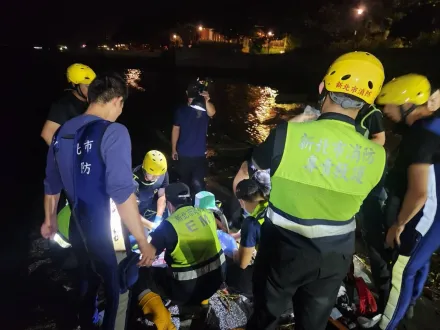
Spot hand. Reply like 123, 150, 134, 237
288, 112, 318, 123
137, 239, 157, 267
386, 223, 405, 248
41, 220, 57, 239
172, 150, 178, 161
200, 91, 210, 101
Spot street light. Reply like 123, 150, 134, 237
198, 25, 203, 31
173, 34, 177, 39
354, 8, 365, 36
267, 31, 274, 37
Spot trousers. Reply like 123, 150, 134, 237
357, 194, 392, 313
379, 216, 440, 330
70, 220, 129, 330
175, 156, 206, 196
247, 221, 351, 330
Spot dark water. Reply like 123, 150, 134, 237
1, 53, 303, 329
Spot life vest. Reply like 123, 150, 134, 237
250, 201, 268, 226
56, 200, 126, 251
167, 206, 225, 281
268, 118, 385, 241
52, 120, 126, 252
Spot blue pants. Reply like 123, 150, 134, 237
70, 220, 126, 330
380, 218, 440, 329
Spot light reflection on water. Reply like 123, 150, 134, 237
223, 84, 301, 144
125, 69, 145, 91
245, 86, 278, 143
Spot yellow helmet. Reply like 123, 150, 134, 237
323, 51, 385, 104
376, 74, 431, 106
66, 63, 96, 85
142, 150, 167, 176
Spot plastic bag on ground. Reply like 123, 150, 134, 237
205, 290, 253, 330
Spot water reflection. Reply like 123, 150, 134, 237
246, 86, 278, 143
125, 69, 145, 91
222, 84, 301, 144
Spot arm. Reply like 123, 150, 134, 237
41, 120, 61, 145
368, 111, 386, 146
386, 128, 440, 248
201, 91, 216, 117
42, 142, 64, 238
397, 164, 429, 226
206, 101, 216, 117
233, 246, 255, 269
150, 221, 178, 255
233, 161, 249, 193
232, 218, 256, 269
156, 173, 169, 217
370, 132, 386, 146
171, 126, 180, 158
156, 193, 166, 217
252, 122, 287, 172
101, 124, 149, 246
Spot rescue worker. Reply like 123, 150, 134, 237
133, 150, 169, 230
41, 72, 156, 330
247, 51, 386, 330
232, 177, 270, 268
355, 104, 390, 313
171, 79, 216, 196
41, 63, 96, 145
134, 182, 226, 328
225, 178, 269, 297
375, 74, 440, 330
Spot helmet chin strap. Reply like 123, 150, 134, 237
75, 84, 87, 101
318, 90, 327, 111
399, 104, 417, 123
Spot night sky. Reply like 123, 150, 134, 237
0, 0, 438, 45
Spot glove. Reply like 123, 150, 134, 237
355, 276, 377, 315
150, 215, 163, 232
154, 215, 163, 224
139, 291, 176, 330
217, 230, 238, 258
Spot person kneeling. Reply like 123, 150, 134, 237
134, 183, 226, 327
133, 150, 169, 231
225, 178, 269, 297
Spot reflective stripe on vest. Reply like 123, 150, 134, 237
172, 253, 225, 281
53, 233, 72, 248
167, 206, 223, 281
55, 199, 126, 251
269, 119, 385, 238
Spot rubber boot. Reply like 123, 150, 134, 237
139, 291, 176, 330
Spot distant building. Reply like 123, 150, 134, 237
199, 28, 226, 42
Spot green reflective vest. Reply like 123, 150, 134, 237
55, 200, 126, 251
167, 206, 224, 281
269, 119, 385, 239
250, 201, 268, 225
57, 204, 71, 240
249, 201, 268, 250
